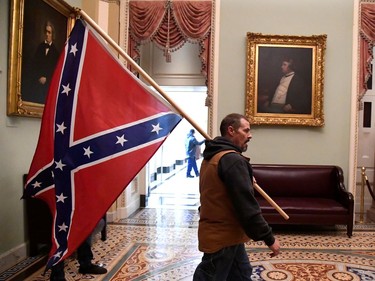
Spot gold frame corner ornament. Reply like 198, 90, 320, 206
245, 32, 327, 126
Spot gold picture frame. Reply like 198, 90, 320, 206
245, 33, 327, 126
7, 0, 76, 118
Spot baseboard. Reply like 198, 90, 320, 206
117, 199, 140, 219
0, 243, 27, 273
106, 210, 117, 223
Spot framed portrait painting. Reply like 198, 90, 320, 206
7, 0, 76, 118
245, 33, 327, 126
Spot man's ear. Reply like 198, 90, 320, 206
227, 126, 235, 136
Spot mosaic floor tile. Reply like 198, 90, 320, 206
19, 208, 375, 281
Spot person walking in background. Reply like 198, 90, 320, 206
185, 129, 205, 178
193, 113, 280, 280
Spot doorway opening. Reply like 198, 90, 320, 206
146, 86, 208, 209
356, 50, 375, 221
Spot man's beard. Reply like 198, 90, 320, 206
242, 143, 248, 152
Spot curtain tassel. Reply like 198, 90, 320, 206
165, 0, 172, 63
165, 46, 171, 63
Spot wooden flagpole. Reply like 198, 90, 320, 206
254, 183, 289, 220
76, 9, 289, 221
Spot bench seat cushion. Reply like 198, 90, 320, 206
256, 197, 349, 215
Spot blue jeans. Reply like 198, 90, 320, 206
187, 156, 199, 176
193, 244, 252, 281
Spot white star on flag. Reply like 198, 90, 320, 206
61, 84, 71, 96
70, 43, 78, 56
53, 251, 63, 259
58, 222, 69, 232
55, 160, 66, 171
32, 181, 42, 188
116, 135, 127, 146
151, 123, 162, 135
83, 146, 93, 158
56, 122, 67, 134
56, 193, 68, 203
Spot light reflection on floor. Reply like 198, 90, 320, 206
147, 163, 200, 210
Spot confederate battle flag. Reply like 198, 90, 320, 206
23, 19, 182, 271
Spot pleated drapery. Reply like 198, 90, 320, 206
359, 2, 375, 101
128, 0, 212, 104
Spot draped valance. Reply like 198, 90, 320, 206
128, 0, 213, 104
359, 2, 375, 101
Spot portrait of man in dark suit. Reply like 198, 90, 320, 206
29, 21, 60, 104
20, 0, 67, 105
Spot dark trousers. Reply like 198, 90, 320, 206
187, 156, 199, 176
193, 244, 253, 281
50, 237, 93, 280
77, 236, 94, 267
50, 218, 105, 280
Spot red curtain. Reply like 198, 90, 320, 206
359, 2, 375, 100
128, 0, 212, 103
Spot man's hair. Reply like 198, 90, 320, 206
45, 20, 55, 40
283, 57, 295, 71
220, 113, 248, 136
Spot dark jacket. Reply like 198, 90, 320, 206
32, 42, 60, 104
284, 74, 311, 114
200, 137, 275, 248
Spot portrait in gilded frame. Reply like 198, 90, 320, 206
7, 0, 75, 117
245, 33, 327, 126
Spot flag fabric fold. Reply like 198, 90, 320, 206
24, 19, 182, 271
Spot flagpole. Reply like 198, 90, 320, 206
75, 9, 289, 221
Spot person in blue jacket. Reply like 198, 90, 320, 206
185, 129, 205, 178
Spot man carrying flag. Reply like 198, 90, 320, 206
23, 18, 182, 276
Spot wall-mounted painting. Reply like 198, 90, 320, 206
245, 33, 327, 126
7, 0, 75, 118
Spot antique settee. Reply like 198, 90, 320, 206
252, 164, 354, 237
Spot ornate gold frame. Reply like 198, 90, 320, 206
245, 33, 327, 126
7, 0, 76, 118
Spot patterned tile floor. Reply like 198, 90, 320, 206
5, 208, 373, 281
2, 167, 375, 280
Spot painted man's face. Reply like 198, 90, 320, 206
45, 25, 53, 43
281, 61, 291, 75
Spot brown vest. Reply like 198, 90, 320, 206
198, 150, 249, 253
